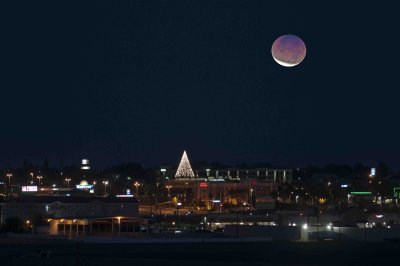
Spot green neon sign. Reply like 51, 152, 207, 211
351, 192, 372, 195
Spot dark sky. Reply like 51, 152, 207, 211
2, 1, 400, 169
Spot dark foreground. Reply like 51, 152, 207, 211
0, 239, 399, 266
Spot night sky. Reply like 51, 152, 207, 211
2, 1, 400, 168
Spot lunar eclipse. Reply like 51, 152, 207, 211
271, 34, 306, 67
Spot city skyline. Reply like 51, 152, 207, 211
2, 2, 400, 264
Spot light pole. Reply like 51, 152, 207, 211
103, 181, 109, 195
160, 168, 167, 185
30, 172, 34, 184
65, 178, 71, 189
6, 173, 12, 194
250, 188, 253, 210
117, 216, 121, 237
37, 176, 43, 186
166, 185, 172, 207
134, 182, 140, 196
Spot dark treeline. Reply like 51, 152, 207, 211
297, 162, 394, 180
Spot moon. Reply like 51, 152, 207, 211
271, 35, 306, 67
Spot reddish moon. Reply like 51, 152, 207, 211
271, 35, 306, 67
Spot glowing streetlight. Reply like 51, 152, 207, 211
116, 216, 121, 237
6, 173, 12, 192
166, 185, 172, 207
30, 172, 34, 184
65, 178, 71, 189
37, 175, 43, 186
134, 182, 140, 196
102, 180, 109, 195
250, 188, 254, 209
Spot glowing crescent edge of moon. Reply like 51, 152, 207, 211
272, 56, 299, 67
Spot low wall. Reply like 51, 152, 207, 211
333, 227, 400, 241
224, 225, 300, 240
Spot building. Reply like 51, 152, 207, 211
161, 151, 292, 210
169, 151, 293, 183
166, 178, 276, 210
0, 196, 146, 237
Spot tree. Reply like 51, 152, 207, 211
175, 151, 195, 178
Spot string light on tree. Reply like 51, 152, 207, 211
175, 150, 195, 179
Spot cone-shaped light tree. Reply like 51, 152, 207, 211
175, 150, 195, 178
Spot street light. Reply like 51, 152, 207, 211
134, 182, 140, 196
102, 181, 109, 195
37, 176, 43, 186
30, 172, 34, 184
166, 185, 172, 207
250, 188, 253, 210
65, 178, 71, 189
160, 168, 166, 181
6, 173, 12, 193
116, 216, 121, 237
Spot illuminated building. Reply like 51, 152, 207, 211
0, 196, 146, 237
160, 151, 293, 210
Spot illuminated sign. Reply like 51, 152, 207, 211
209, 178, 225, 182
199, 182, 208, 188
341, 184, 349, 188
394, 188, 400, 198
116, 195, 134, 198
351, 192, 372, 195
76, 184, 93, 190
81, 159, 90, 170
22, 186, 38, 192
